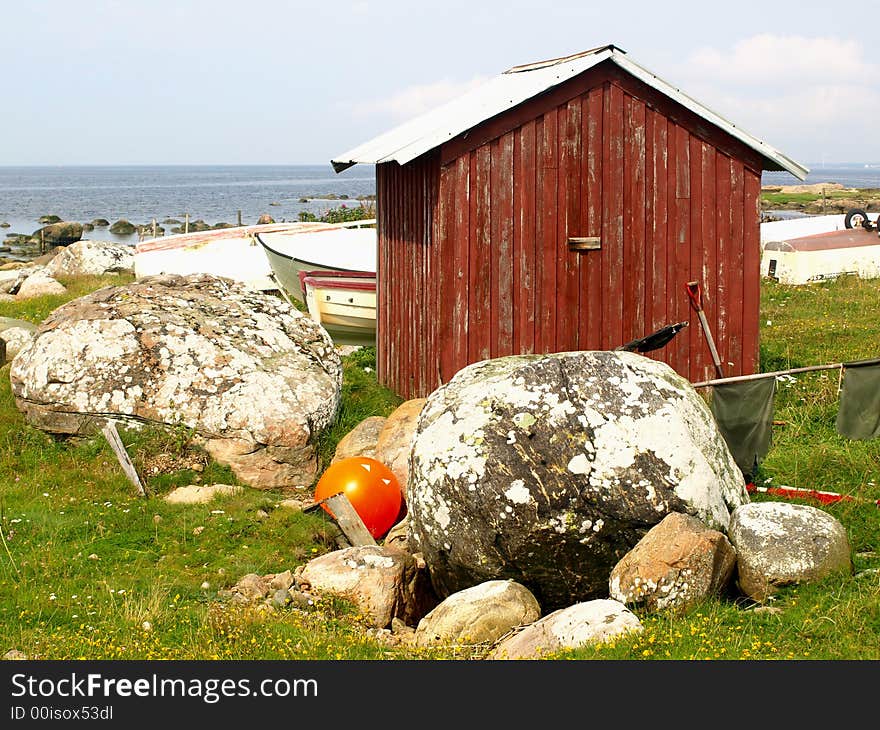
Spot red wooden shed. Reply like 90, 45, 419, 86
332, 45, 808, 400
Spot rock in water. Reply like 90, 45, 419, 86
31, 221, 83, 246
10, 273, 342, 488
407, 351, 749, 610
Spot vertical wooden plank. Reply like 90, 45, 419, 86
376, 164, 387, 388
698, 141, 727, 378
517, 121, 537, 355
689, 134, 704, 383
558, 98, 581, 352
671, 123, 691, 378
642, 105, 655, 346
401, 162, 419, 399
429, 153, 443, 393
437, 162, 455, 384
729, 159, 745, 376
701, 141, 717, 381
469, 144, 492, 363
602, 83, 624, 350
384, 165, 396, 393
650, 109, 669, 364
452, 155, 470, 379
743, 169, 761, 375
622, 94, 633, 347
714, 151, 731, 378
539, 109, 558, 353
583, 86, 604, 351
625, 95, 646, 346
495, 132, 515, 356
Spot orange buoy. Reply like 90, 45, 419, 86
313, 457, 403, 539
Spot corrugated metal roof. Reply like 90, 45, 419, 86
331, 45, 809, 180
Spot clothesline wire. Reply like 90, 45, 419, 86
691, 357, 880, 389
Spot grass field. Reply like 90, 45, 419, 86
0, 273, 878, 660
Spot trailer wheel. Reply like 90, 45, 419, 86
844, 208, 870, 229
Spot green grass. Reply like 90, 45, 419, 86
761, 188, 880, 206
0, 273, 878, 660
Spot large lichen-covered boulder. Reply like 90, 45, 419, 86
10, 273, 341, 489
407, 351, 749, 611
43, 239, 134, 278
728, 502, 852, 602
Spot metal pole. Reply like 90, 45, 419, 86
692, 362, 843, 388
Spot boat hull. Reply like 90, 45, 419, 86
256, 222, 377, 304
761, 228, 880, 285
301, 271, 376, 347
133, 221, 327, 292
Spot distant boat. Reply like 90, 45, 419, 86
762, 227, 880, 285
760, 213, 847, 244
255, 220, 376, 303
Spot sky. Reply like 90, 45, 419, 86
2, 0, 878, 168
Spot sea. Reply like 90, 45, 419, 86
0, 162, 878, 259
0, 165, 377, 258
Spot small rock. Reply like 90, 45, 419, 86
750, 606, 784, 615
192, 526, 205, 536
232, 573, 269, 602
255, 508, 269, 520
268, 570, 293, 591
88, 553, 99, 560
164, 484, 243, 505
200, 581, 210, 590
271, 589, 291, 608
141, 621, 152, 632
3, 649, 28, 660
15, 272, 66, 299
288, 589, 316, 610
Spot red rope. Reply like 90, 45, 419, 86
746, 482, 880, 507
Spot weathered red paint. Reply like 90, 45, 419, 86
376, 62, 764, 400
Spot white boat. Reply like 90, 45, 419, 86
761, 227, 880, 285
255, 220, 376, 303
299, 269, 376, 347
760, 213, 847, 244
133, 221, 338, 292
254, 219, 377, 345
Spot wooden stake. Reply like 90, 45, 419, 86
101, 421, 147, 497
308, 493, 376, 547
184, 213, 189, 234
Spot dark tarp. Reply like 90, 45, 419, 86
710, 377, 777, 479
836, 360, 880, 440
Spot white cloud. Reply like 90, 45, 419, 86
672, 34, 880, 162
688, 34, 876, 85
352, 76, 489, 121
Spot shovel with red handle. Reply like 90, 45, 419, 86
685, 281, 724, 379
